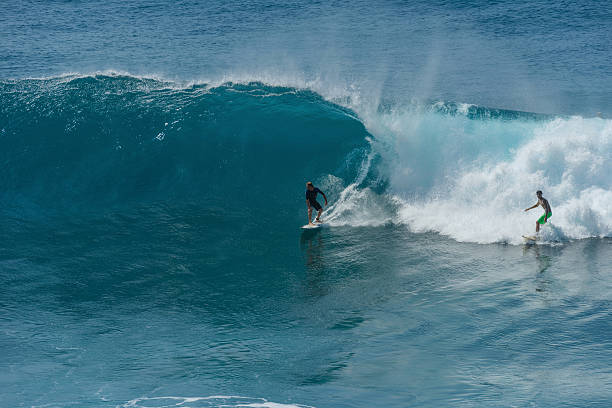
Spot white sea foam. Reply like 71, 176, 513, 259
456, 103, 474, 116
327, 108, 612, 244
121, 396, 314, 408
399, 116, 611, 243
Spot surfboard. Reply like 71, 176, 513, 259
522, 235, 538, 243
301, 223, 321, 230
301, 220, 323, 229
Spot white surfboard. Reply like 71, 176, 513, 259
301, 223, 321, 230
522, 235, 538, 243
301, 219, 324, 229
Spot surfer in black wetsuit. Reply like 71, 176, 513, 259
306, 181, 327, 225
524, 190, 552, 233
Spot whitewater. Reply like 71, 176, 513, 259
2, 1, 612, 407
327, 103, 612, 244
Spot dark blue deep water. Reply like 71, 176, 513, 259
1, 1, 611, 407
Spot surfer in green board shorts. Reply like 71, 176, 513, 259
524, 190, 552, 233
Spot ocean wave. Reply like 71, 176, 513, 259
2, 74, 610, 244
0, 75, 368, 220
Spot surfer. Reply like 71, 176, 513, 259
524, 190, 552, 233
306, 181, 327, 225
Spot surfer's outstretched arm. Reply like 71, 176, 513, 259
321, 191, 328, 206
524, 203, 539, 212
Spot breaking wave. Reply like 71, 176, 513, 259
1, 73, 609, 244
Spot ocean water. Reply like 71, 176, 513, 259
1, 1, 611, 407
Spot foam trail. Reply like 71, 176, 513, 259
324, 137, 398, 227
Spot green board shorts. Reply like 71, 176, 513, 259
537, 212, 552, 225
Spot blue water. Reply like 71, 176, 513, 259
1, 1, 612, 407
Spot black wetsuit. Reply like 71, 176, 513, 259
306, 188, 323, 211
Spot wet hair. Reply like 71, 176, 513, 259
536, 190, 542, 195
306, 181, 313, 186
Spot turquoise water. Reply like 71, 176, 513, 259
1, 1, 612, 407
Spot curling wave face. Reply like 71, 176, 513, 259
0, 74, 368, 226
